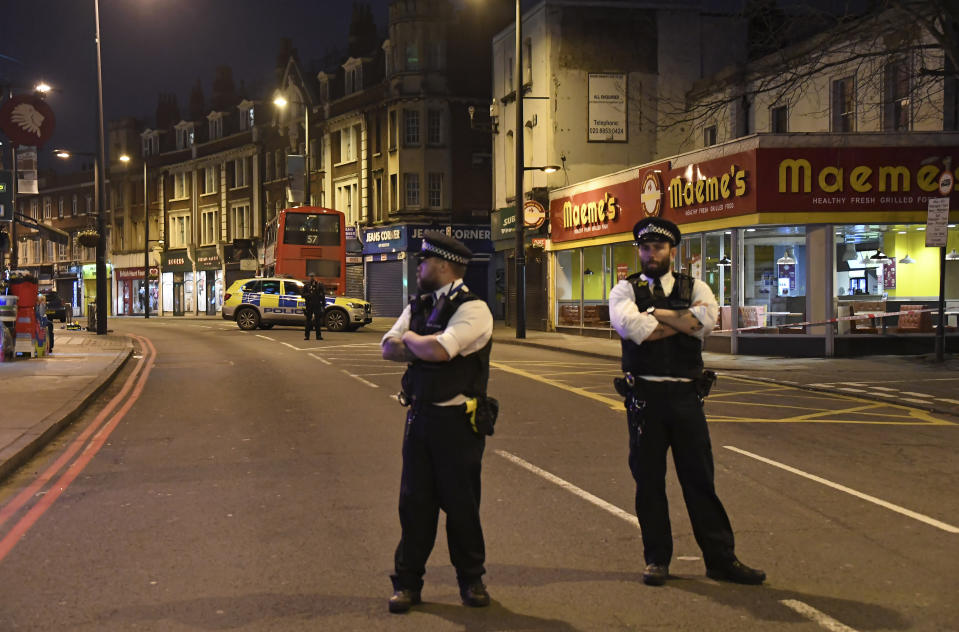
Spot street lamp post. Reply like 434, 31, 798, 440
120, 153, 150, 318
273, 94, 310, 206
513, 0, 525, 338
93, 0, 108, 335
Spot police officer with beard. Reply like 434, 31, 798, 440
381, 231, 494, 613
608, 217, 766, 587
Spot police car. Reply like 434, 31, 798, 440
221, 277, 372, 332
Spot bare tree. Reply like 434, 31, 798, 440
658, 0, 959, 143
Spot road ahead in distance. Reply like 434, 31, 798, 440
0, 319, 956, 631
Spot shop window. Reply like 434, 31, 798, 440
742, 226, 806, 329
555, 250, 582, 327
704, 231, 731, 306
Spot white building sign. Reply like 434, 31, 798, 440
587, 73, 627, 142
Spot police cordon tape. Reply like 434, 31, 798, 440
716, 307, 941, 333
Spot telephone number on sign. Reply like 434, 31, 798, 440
590, 127, 624, 135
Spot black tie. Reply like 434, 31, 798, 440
653, 277, 665, 299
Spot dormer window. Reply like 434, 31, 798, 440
343, 58, 363, 96
317, 73, 330, 103
208, 112, 225, 140
406, 43, 419, 71
237, 100, 255, 131
175, 122, 195, 150
140, 129, 159, 157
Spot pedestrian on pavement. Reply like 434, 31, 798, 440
608, 217, 766, 587
303, 273, 326, 340
381, 231, 495, 614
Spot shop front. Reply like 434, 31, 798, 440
195, 246, 223, 316
80, 263, 113, 317
362, 224, 494, 318
490, 203, 549, 327
161, 250, 192, 316
115, 266, 159, 316
547, 136, 959, 356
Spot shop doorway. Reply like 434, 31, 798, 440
205, 270, 218, 315
172, 273, 185, 316
506, 246, 547, 331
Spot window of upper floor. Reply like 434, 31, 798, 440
770, 105, 788, 133
427, 109, 443, 145
231, 157, 249, 188
883, 60, 911, 132
389, 110, 398, 151
203, 166, 218, 195
404, 109, 420, 146
208, 113, 224, 140
343, 58, 363, 95
831, 75, 856, 132
175, 123, 195, 150
172, 172, 189, 199
406, 42, 420, 72
238, 100, 255, 131
141, 132, 159, 157
703, 125, 717, 147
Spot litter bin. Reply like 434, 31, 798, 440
87, 302, 97, 332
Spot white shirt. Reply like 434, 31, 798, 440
609, 270, 718, 347
382, 280, 494, 404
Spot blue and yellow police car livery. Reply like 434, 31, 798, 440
222, 277, 372, 332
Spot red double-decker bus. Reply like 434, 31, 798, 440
262, 206, 346, 295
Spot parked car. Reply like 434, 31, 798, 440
42, 291, 73, 323
221, 277, 373, 332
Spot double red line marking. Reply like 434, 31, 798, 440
0, 334, 157, 564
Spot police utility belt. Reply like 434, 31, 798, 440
613, 370, 717, 402
397, 391, 499, 437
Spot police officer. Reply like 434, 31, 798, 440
381, 231, 494, 613
303, 273, 326, 340
608, 217, 766, 587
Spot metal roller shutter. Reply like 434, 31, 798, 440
367, 260, 405, 318
346, 263, 364, 299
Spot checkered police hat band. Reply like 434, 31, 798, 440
422, 240, 470, 264
636, 224, 675, 242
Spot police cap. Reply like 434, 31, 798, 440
633, 217, 681, 247
417, 231, 472, 265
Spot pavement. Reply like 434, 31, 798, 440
0, 317, 957, 484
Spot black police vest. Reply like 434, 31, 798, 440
620, 272, 704, 379
401, 289, 492, 403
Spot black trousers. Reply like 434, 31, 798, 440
304, 307, 323, 337
392, 403, 486, 592
626, 381, 735, 569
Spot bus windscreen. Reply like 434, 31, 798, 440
284, 213, 340, 246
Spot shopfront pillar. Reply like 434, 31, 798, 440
806, 224, 834, 355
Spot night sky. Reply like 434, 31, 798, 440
1, 0, 393, 171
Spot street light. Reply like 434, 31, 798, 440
273, 93, 310, 205
513, 0, 525, 338
91, 0, 109, 334
119, 153, 151, 318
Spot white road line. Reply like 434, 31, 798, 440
495, 450, 636, 525
781, 600, 858, 632
308, 353, 331, 365
724, 446, 959, 534
341, 369, 379, 388
941, 398, 959, 405
835, 388, 863, 393
281, 342, 300, 350
868, 392, 895, 397
836, 382, 865, 386
870, 386, 897, 391
899, 391, 934, 398
900, 397, 935, 405
255, 335, 275, 341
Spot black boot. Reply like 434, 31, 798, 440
388, 588, 421, 613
